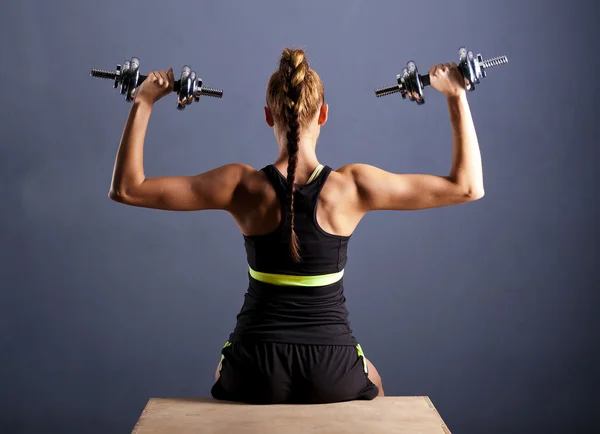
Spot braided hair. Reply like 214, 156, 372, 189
266, 48, 325, 262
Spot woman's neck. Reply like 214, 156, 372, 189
273, 147, 321, 182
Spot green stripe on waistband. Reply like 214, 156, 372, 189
248, 265, 344, 287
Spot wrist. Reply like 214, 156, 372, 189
132, 95, 154, 111
446, 91, 467, 104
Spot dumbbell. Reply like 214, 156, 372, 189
90, 57, 223, 110
374, 47, 508, 105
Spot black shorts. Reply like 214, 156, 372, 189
210, 341, 379, 404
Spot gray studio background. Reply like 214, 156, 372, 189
1, 1, 597, 433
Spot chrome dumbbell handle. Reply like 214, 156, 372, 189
374, 75, 430, 97
90, 57, 223, 110
90, 68, 224, 98
374, 48, 508, 102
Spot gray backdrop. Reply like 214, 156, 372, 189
1, 0, 597, 433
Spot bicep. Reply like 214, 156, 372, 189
346, 164, 478, 212
110, 163, 252, 211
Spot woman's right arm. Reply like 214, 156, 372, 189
340, 62, 484, 212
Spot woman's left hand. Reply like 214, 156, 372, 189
135, 68, 175, 106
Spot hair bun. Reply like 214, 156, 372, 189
280, 48, 306, 71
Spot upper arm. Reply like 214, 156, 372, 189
338, 163, 483, 212
109, 163, 255, 211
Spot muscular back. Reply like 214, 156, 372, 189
230, 166, 362, 238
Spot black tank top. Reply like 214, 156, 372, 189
228, 164, 357, 345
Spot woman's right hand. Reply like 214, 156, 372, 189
429, 62, 467, 98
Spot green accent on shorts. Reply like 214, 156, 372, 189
218, 341, 231, 372
356, 343, 368, 374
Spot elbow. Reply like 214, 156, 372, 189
465, 185, 485, 201
108, 188, 129, 204
109, 179, 145, 205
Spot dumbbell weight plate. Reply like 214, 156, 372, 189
120, 60, 131, 96
126, 57, 140, 102
405, 61, 425, 105
113, 64, 122, 89
194, 77, 203, 103
400, 67, 409, 100
458, 47, 478, 91
118, 58, 141, 101
177, 66, 192, 110
188, 71, 197, 106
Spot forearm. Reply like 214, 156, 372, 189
109, 100, 153, 196
446, 94, 484, 195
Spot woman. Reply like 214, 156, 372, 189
109, 48, 483, 404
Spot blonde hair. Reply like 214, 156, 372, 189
266, 48, 325, 262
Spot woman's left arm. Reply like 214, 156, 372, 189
109, 69, 252, 212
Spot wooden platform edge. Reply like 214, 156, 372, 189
131, 396, 452, 434
423, 396, 452, 434
131, 398, 156, 434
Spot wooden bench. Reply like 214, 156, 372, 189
131, 396, 451, 433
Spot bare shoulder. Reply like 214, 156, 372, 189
188, 162, 261, 213
322, 163, 368, 204
218, 162, 257, 180
333, 163, 408, 212
234, 163, 268, 191
211, 162, 262, 192
335, 163, 382, 177
227, 163, 274, 212
334, 163, 380, 193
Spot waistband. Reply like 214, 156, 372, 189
248, 265, 344, 287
